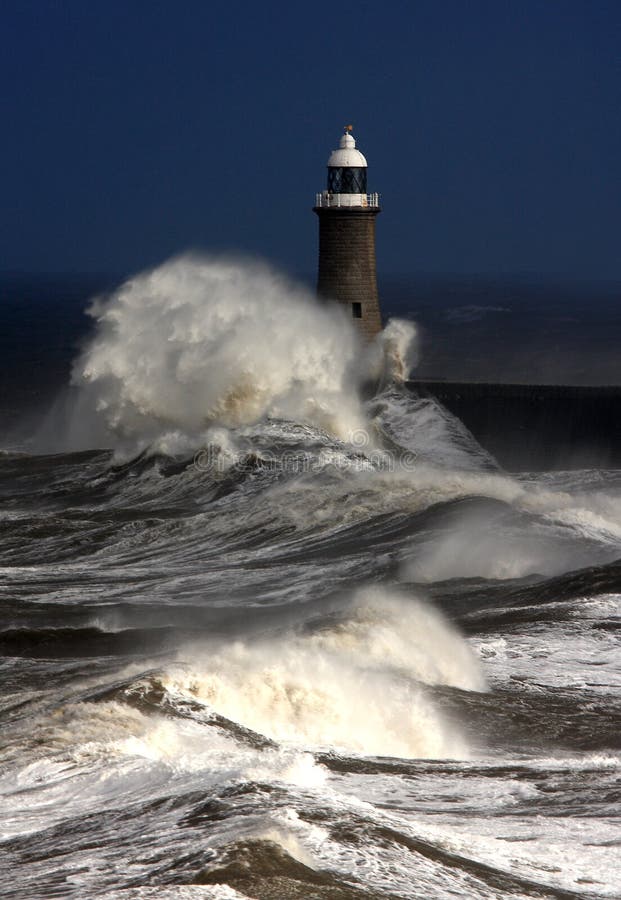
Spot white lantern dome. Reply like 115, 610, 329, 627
327, 131, 368, 168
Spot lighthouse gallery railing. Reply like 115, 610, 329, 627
314, 192, 380, 208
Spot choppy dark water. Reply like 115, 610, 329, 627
1, 266, 621, 899
1, 382, 620, 900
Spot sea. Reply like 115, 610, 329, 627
1, 256, 620, 899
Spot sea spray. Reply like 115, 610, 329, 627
60, 255, 364, 455
378, 317, 418, 384
164, 587, 485, 759
40, 254, 419, 458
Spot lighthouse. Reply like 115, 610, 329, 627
313, 127, 383, 338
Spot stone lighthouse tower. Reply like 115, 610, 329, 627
313, 127, 382, 338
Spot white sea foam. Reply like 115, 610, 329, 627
401, 504, 609, 582
376, 317, 418, 384
163, 587, 484, 760
369, 385, 498, 471
474, 602, 621, 692
97, 885, 252, 899
0, 590, 485, 836
38, 254, 418, 459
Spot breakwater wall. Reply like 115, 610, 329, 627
407, 381, 621, 470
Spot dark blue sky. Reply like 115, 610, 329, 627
2, 0, 620, 279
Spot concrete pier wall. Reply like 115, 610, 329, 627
408, 381, 621, 470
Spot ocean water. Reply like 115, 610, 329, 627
1, 257, 620, 899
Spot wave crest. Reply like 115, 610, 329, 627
60, 254, 377, 456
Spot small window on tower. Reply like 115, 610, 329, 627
352, 302, 362, 318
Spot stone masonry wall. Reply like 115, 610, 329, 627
314, 207, 383, 339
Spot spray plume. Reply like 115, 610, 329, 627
50, 254, 416, 457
